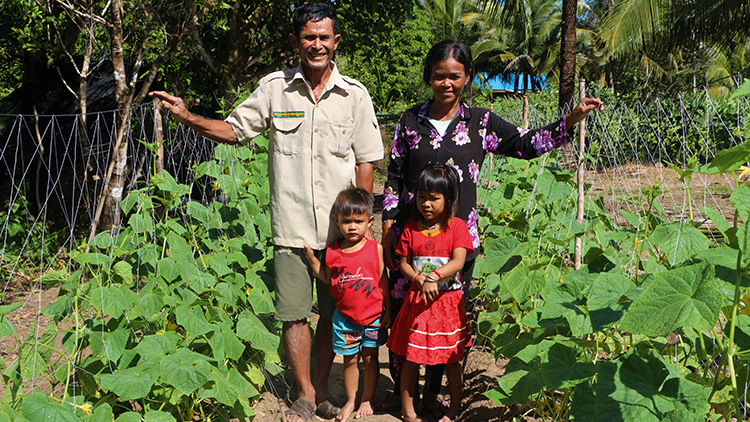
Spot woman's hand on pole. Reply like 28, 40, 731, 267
565, 97, 604, 130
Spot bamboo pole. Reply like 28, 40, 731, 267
154, 100, 164, 174
523, 95, 529, 130
574, 80, 587, 270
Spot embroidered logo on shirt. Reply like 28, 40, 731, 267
273, 111, 304, 118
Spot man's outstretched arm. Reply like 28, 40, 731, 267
149, 91, 239, 145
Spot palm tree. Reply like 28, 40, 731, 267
470, 0, 596, 97
420, 0, 465, 40
600, 0, 749, 58
598, 0, 749, 96
471, 0, 559, 94
471, 0, 593, 110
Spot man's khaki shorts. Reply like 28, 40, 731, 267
272, 246, 335, 322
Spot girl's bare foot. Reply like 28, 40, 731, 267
337, 400, 356, 421
354, 401, 374, 419
402, 410, 429, 422
437, 406, 459, 422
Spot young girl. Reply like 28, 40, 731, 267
386, 163, 474, 422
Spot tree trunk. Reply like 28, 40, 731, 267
559, 0, 577, 112
514, 71, 520, 95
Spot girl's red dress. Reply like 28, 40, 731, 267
387, 218, 473, 365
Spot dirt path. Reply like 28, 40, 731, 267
251, 341, 523, 422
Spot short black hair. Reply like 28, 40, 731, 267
423, 40, 474, 86
411, 162, 461, 223
334, 187, 374, 217
293, 3, 338, 37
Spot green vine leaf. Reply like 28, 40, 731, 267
236, 311, 280, 353
620, 263, 720, 336
159, 352, 211, 396
541, 343, 597, 389
648, 222, 709, 267
100, 365, 154, 401
21, 393, 80, 422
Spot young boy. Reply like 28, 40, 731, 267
304, 187, 392, 421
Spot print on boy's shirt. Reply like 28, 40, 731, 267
332, 267, 377, 298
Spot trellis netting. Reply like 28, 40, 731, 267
0, 82, 749, 419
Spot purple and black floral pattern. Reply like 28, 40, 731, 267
383, 187, 399, 212
467, 209, 480, 248
430, 128, 442, 149
468, 160, 479, 183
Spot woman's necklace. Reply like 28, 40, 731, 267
421, 219, 441, 231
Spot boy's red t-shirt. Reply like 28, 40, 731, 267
326, 238, 383, 325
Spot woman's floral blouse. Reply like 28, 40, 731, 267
384, 101, 571, 254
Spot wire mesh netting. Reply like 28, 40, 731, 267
1, 82, 750, 417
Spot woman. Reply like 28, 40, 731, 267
380, 40, 603, 417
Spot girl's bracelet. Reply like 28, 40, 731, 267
424, 275, 438, 283
411, 272, 422, 282
432, 270, 442, 280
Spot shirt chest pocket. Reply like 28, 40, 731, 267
271, 117, 304, 155
329, 122, 355, 157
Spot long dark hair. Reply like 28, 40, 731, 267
410, 163, 461, 225
422, 40, 475, 86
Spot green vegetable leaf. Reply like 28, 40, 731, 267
21, 392, 81, 422
175, 306, 216, 338
236, 311, 280, 353
730, 78, 750, 100
143, 410, 176, 422
114, 412, 142, 422
502, 266, 545, 303
620, 263, 720, 336
88, 287, 131, 319
486, 359, 544, 405
0, 302, 22, 317
112, 261, 133, 285
159, 354, 209, 395
648, 222, 708, 267
541, 343, 596, 389
99, 366, 154, 401
478, 236, 520, 275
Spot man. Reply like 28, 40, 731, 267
150, 4, 383, 422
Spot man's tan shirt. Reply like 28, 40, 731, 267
226, 64, 384, 249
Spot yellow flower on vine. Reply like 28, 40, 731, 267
738, 165, 750, 180
79, 403, 93, 416
740, 293, 750, 316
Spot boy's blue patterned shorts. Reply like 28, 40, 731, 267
332, 308, 387, 355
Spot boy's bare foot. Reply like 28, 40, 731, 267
354, 401, 374, 419
337, 400, 356, 421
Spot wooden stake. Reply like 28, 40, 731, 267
154, 100, 164, 174
574, 80, 587, 270
523, 95, 529, 130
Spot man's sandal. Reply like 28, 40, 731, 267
284, 398, 315, 422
